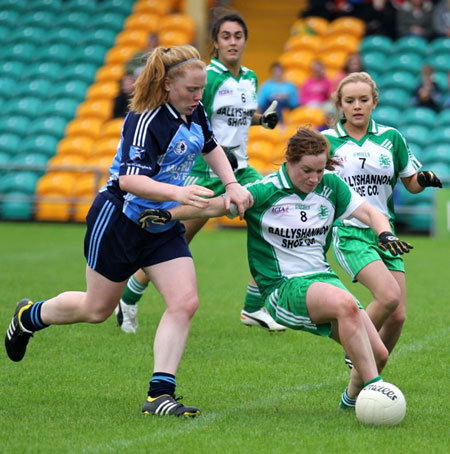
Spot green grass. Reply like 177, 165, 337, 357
0, 222, 449, 453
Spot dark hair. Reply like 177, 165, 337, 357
285, 127, 339, 170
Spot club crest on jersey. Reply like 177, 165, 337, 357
129, 145, 145, 161
318, 205, 329, 220
173, 139, 188, 155
378, 154, 391, 169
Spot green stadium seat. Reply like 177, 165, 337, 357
45, 27, 82, 47
421, 144, 450, 166
407, 202, 432, 232
378, 71, 417, 92
0, 133, 21, 156
0, 192, 34, 221
433, 71, 449, 94
377, 87, 411, 110
0, 9, 20, 28
386, 53, 424, 75
399, 107, 437, 129
0, 77, 17, 98
426, 53, 450, 73
0, 151, 10, 174
427, 37, 450, 57
21, 134, 59, 157
59, 62, 98, 85
0, 171, 39, 194
9, 153, 49, 176
0, 25, 9, 44
22, 62, 62, 81
98, 0, 134, 16
435, 109, 450, 128
372, 106, 401, 129
56, 11, 90, 29
70, 44, 107, 66
361, 51, 387, 74
79, 28, 117, 48
0, 115, 31, 136
90, 13, 125, 32
360, 35, 393, 55
0, 61, 25, 79
40, 98, 80, 120
8, 25, 46, 44
51, 80, 89, 102
35, 43, 72, 64
28, 116, 68, 139
4, 97, 42, 118
22, 11, 56, 28
13, 78, 52, 99
1, 42, 36, 62
400, 124, 429, 148
63, 0, 96, 14
28, 0, 62, 14
392, 36, 428, 57
3, 0, 26, 11
429, 127, 450, 145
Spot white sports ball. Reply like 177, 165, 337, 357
356, 381, 406, 426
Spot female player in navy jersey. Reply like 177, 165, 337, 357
5, 45, 252, 418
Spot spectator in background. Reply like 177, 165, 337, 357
331, 53, 364, 93
258, 62, 299, 125
300, 60, 332, 107
433, 0, 450, 37
396, 0, 434, 39
125, 33, 159, 76
411, 64, 442, 111
112, 72, 136, 118
317, 100, 338, 131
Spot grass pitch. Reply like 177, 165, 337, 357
0, 222, 449, 453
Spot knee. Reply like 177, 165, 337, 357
85, 309, 110, 323
337, 294, 360, 321
168, 293, 199, 319
378, 285, 401, 314
385, 309, 406, 332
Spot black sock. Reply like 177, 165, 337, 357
148, 372, 176, 398
20, 301, 49, 332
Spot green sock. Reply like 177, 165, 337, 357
339, 386, 356, 410
363, 375, 383, 388
243, 284, 265, 312
122, 275, 148, 305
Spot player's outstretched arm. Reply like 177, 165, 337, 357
350, 201, 413, 256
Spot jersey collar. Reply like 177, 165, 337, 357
210, 57, 243, 77
336, 119, 378, 137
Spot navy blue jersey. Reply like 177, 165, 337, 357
101, 102, 218, 232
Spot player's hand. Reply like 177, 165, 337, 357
260, 101, 279, 129
223, 149, 238, 171
139, 209, 172, 228
223, 182, 253, 219
417, 170, 442, 188
378, 231, 413, 256
176, 185, 214, 208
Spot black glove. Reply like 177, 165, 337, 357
223, 148, 238, 171
138, 209, 172, 228
417, 170, 442, 188
378, 231, 413, 256
260, 100, 279, 129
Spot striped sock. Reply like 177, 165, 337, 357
20, 301, 49, 332
122, 275, 148, 305
363, 375, 383, 387
148, 372, 176, 398
339, 387, 356, 409
243, 284, 265, 313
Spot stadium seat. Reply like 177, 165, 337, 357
100, 118, 124, 138
133, 0, 171, 16
66, 118, 104, 141
4, 97, 42, 119
434, 71, 449, 95
48, 153, 87, 175
371, 106, 401, 129
426, 53, 450, 73
86, 81, 120, 101
45, 27, 81, 47
92, 136, 120, 157
422, 143, 450, 166
98, 0, 134, 15
63, 0, 96, 14
90, 12, 125, 32
321, 34, 360, 54
35, 43, 72, 64
115, 29, 149, 48
9, 152, 49, 176
57, 136, 95, 159
0, 61, 25, 80
77, 99, 113, 121
55, 11, 90, 29
327, 16, 366, 38
360, 35, 393, 55
72, 173, 99, 222
0, 9, 20, 28
59, 62, 98, 85
378, 71, 417, 92
435, 109, 450, 128
399, 107, 436, 130
377, 87, 411, 110
401, 124, 430, 148
40, 98, 79, 121
0, 115, 31, 136
95, 64, 125, 83
51, 80, 89, 102
28, 117, 68, 139
105, 45, 141, 65
70, 44, 107, 66
88, 154, 114, 175
0, 133, 21, 156
22, 62, 62, 82
124, 13, 159, 33
319, 50, 348, 71
1, 192, 34, 221
279, 50, 316, 71
428, 127, 450, 145
1, 42, 36, 62
247, 141, 274, 163
79, 28, 117, 48
21, 134, 59, 157
0, 171, 39, 194
159, 30, 192, 47
21, 10, 55, 28
0, 77, 17, 99
9, 25, 46, 44
285, 34, 322, 53
303, 16, 328, 36
386, 53, 424, 75
0, 25, 9, 44
361, 51, 387, 75
248, 127, 280, 145
283, 68, 309, 87
30, 0, 62, 13
12, 79, 52, 100
427, 37, 450, 57
286, 106, 326, 128
392, 35, 428, 57
159, 14, 195, 43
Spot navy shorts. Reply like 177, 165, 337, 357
84, 193, 191, 282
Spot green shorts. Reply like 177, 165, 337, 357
265, 272, 362, 337
332, 225, 405, 282
184, 167, 262, 196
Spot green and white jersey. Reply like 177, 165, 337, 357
243, 163, 364, 299
191, 57, 258, 178
323, 119, 421, 228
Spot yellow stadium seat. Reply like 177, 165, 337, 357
285, 34, 322, 53
124, 13, 159, 33
86, 81, 120, 101
100, 118, 124, 139
159, 13, 195, 42
77, 99, 113, 122
105, 45, 141, 65
92, 137, 119, 158
47, 154, 87, 177
327, 16, 366, 38
217, 215, 246, 228
248, 126, 280, 145
319, 50, 348, 71
133, 0, 171, 16
247, 140, 273, 163
115, 29, 149, 48
72, 173, 98, 222
36, 172, 76, 197
159, 29, 191, 47
286, 106, 326, 128
57, 136, 95, 159
279, 49, 316, 71
303, 16, 329, 37
95, 64, 125, 83
88, 155, 114, 176
66, 118, 104, 141
283, 68, 309, 87
321, 34, 360, 54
